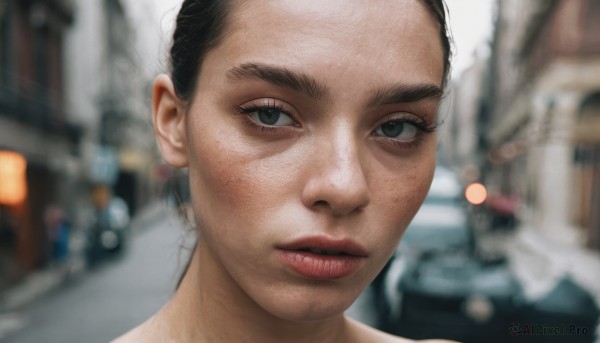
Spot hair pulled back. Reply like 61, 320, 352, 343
419, 0, 452, 86
169, 0, 231, 101
169, 0, 452, 102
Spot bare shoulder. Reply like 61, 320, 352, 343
346, 317, 458, 343
111, 330, 137, 343
111, 326, 146, 343
110, 316, 174, 343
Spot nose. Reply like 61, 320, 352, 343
301, 125, 371, 217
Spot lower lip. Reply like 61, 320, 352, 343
277, 250, 364, 280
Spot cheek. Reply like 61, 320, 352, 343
375, 156, 435, 235
189, 137, 257, 225
186, 128, 291, 239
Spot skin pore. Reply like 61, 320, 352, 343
115, 0, 452, 342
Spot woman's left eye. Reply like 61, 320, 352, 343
374, 121, 419, 140
247, 108, 296, 126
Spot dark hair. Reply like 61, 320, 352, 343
418, 0, 453, 88
169, 0, 231, 101
169, 0, 452, 102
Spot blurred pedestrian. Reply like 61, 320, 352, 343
114, 0, 454, 342
43, 205, 70, 265
87, 185, 130, 265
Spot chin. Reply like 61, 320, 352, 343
272, 304, 348, 323
256, 284, 360, 322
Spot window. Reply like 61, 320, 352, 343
0, 1, 12, 90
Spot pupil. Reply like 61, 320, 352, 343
382, 122, 404, 137
258, 109, 280, 125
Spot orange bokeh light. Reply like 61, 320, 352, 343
465, 182, 487, 205
0, 151, 28, 206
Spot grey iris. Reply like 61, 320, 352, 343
258, 109, 281, 125
381, 121, 404, 137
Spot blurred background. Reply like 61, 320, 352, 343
0, 0, 599, 342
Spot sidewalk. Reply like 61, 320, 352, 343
502, 226, 600, 303
0, 199, 168, 314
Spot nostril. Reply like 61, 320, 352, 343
313, 200, 329, 208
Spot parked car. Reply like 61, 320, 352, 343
374, 167, 599, 342
396, 165, 471, 255
374, 167, 522, 342
378, 252, 523, 342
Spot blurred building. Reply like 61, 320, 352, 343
442, 49, 491, 183
454, 0, 600, 252
65, 0, 158, 220
0, 0, 160, 289
0, 0, 81, 287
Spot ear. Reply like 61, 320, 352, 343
152, 74, 189, 168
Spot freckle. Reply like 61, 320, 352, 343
221, 171, 237, 187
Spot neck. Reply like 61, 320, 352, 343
155, 241, 351, 343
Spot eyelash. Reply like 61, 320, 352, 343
235, 102, 438, 148
235, 102, 298, 135
375, 117, 438, 149
243, 118, 279, 135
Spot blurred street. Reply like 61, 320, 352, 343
0, 202, 192, 343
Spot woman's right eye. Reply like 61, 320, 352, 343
236, 98, 298, 129
247, 107, 296, 126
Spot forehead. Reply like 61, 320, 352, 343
204, 0, 444, 88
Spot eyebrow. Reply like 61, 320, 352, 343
226, 62, 442, 107
227, 63, 328, 100
367, 83, 443, 108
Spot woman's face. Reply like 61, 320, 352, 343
163, 0, 443, 322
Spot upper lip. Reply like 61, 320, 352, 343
277, 236, 368, 257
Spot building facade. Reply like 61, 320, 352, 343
65, 0, 158, 220
0, 0, 161, 289
483, 0, 600, 251
0, 0, 80, 286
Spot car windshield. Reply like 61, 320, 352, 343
409, 203, 466, 229
399, 166, 469, 253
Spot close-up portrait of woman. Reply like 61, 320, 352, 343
4, 0, 600, 342
116, 0, 452, 341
